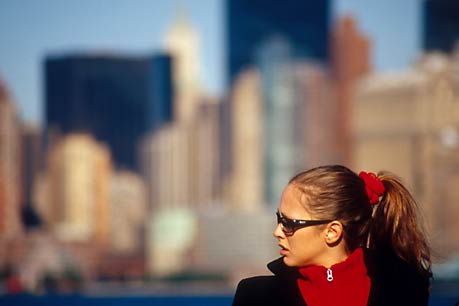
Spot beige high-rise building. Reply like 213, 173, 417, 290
165, 8, 202, 122
141, 97, 220, 275
352, 52, 459, 257
95, 170, 148, 279
0, 80, 23, 241
109, 170, 146, 255
142, 123, 194, 212
141, 104, 220, 213
194, 98, 221, 209
292, 62, 337, 167
39, 133, 112, 244
228, 69, 264, 212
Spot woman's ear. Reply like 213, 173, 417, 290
324, 221, 343, 245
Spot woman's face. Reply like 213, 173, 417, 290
274, 184, 328, 267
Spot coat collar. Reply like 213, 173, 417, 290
266, 248, 430, 306
267, 248, 377, 277
267, 257, 299, 278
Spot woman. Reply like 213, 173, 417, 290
233, 165, 431, 306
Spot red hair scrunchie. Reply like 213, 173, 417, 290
359, 171, 385, 205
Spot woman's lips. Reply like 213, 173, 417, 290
279, 245, 288, 255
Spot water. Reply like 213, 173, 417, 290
0, 281, 457, 306
0, 294, 456, 306
0, 295, 233, 306
430, 282, 459, 306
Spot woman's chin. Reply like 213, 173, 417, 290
282, 256, 297, 267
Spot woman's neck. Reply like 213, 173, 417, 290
316, 245, 350, 268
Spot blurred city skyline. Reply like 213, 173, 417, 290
0, 0, 421, 124
1, 1, 459, 302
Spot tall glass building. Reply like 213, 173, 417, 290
45, 54, 173, 170
226, 0, 331, 206
423, 0, 459, 53
257, 37, 306, 206
226, 0, 331, 86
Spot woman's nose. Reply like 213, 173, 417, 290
273, 223, 285, 239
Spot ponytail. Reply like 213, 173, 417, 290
290, 165, 432, 276
370, 171, 431, 276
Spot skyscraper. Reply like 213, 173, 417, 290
43, 133, 112, 243
423, 0, 459, 53
256, 37, 301, 206
109, 171, 146, 255
229, 69, 264, 212
0, 79, 23, 239
293, 62, 337, 167
141, 102, 220, 213
165, 9, 202, 123
45, 53, 173, 170
226, 0, 331, 86
330, 16, 371, 165
141, 9, 220, 213
224, 0, 332, 207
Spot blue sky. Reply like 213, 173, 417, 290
0, 0, 421, 124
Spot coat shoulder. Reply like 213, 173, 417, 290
232, 274, 305, 306
232, 276, 281, 306
364, 248, 431, 306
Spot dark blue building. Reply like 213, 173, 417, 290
423, 0, 459, 53
220, 0, 331, 183
226, 0, 331, 86
45, 54, 173, 170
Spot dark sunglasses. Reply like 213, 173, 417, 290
276, 210, 332, 235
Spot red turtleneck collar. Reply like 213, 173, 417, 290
296, 247, 370, 306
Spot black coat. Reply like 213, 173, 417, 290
233, 248, 430, 306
